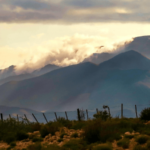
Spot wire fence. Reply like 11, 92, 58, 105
0, 103, 150, 123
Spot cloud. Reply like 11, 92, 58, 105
14, 34, 133, 74
0, 0, 150, 23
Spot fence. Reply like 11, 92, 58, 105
0, 103, 150, 123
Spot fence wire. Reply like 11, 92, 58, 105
1, 103, 150, 123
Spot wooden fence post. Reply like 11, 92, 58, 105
17, 114, 19, 122
86, 109, 89, 120
32, 113, 39, 123
54, 112, 58, 121
96, 108, 98, 113
135, 105, 138, 118
43, 113, 48, 123
65, 111, 68, 120
77, 108, 81, 121
9, 114, 11, 119
24, 114, 29, 123
1, 113, 3, 122
121, 103, 123, 118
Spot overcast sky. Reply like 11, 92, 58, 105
0, 0, 150, 71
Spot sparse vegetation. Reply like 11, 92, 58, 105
2, 108, 150, 149
140, 107, 150, 121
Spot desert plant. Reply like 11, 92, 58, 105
117, 138, 130, 149
92, 143, 112, 150
124, 134, 134, 139
136, 135, 149, 144
56, 117, 72, 128
10, 142, 16, 147
140, 107, 150, 121
57, 138, 63, 142
40, 122, 59, 138
60, 133, 67, 138
4, 135, 16, 144
71, 133, 78, 138
62, 139, 87, 150
93, 110, 110, 121
146, 140, 150, 149
16, 130, 29, 141
32, 137, 43, 142
27, 142, 42, 150
133, 144, 148, 150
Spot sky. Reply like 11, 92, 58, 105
1, 0, 150, 72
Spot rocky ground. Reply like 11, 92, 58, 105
1, 121, 150, 150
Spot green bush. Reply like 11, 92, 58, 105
4, 135, 16, 144
40, 122, 59, 138
117, 138, 130, 149
31, 123, 41, 132
60, 133, 67, 138
136, 135, 149, 144
10, 142, 16, 147
124, 134, 134, 139
146, 140, 150, 149
16, 130, 29, 141
62, 139, 87, 150
133, 145, 148, 150
83, 119, 121, 144
71, 121, 86, 130
71, 133, 78, 138
93, 110, 110, 121
57, 138, 63, 142
92, 144, 112, 150
140, 107, 150, 121
27, 142, 42, 150
32, 137, 43, 142
56, 117, 72, 128
42, 144, 61, 150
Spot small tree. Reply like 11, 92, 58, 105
93, 110, 110, 121
139, 107, 150, 121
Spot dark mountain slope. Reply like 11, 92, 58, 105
0, 50, 150, 112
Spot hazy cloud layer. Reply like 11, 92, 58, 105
14, 34, 133, 74
0, 0, 150, 23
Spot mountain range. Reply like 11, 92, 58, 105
0, 50, 150, 119
0, 64, 61, 85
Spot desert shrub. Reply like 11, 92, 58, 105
136, 135, 149, 144
27, 142, 42, 150
40, 122, 59, 138
146, 140, 150, 149
133, 145, 148, 150
0, 118, 32, 143
93, 110, 110, 121
140, 107, 150, 121
4, 135, 16, 144
42, 144, 61, 150
60, 133, 68, 138
31, 123, 41, 132
32, 137, 43, 142
16, 130, 29, 141
57, 138, 63, 142
62, 139, 87, 150
117, 138, 130, 149
82, 119, 121, 144
71, 121, 86, 130
124, 134, 134, 139
56, 117, 72, 128
10, 142, 16, 147
92, 143, 112, 150
71, 133, 78, 138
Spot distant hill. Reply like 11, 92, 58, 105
0, 64, 61, 85
0, 50, 150, 118
82, 52, 115, 65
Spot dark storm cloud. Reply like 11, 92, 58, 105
0, 0, 150, 23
